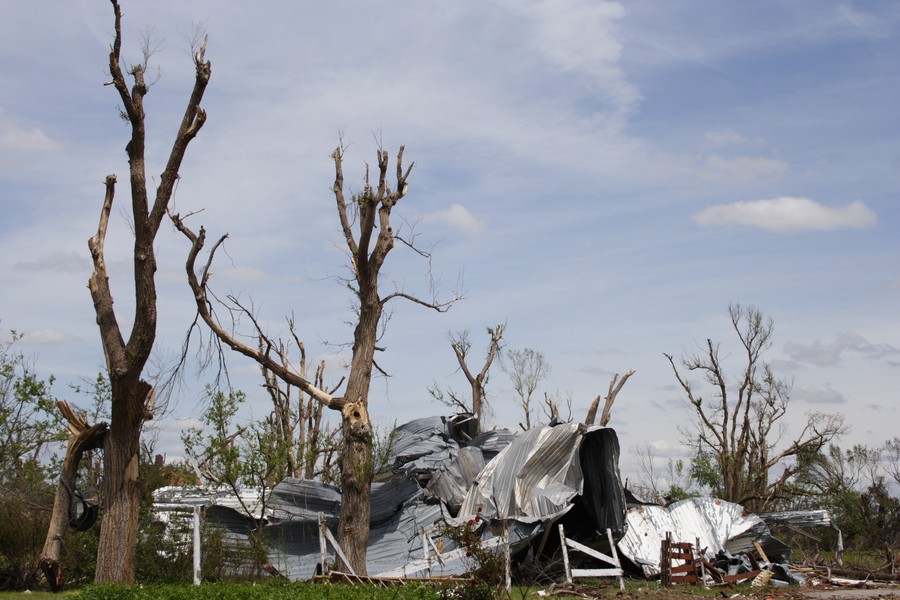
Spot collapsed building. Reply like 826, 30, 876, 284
155, 415, 626, 579
154, 415, 838, 584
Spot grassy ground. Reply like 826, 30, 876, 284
0, 580, 783, 600
0, 593, 79, 600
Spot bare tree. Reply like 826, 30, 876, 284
502, 348, 550, 430
258, 322, 340, 481
885, 437, 900, 488
46, 1, 212, 584
541, 389, 573, 423
584, 369, 635, 427
633, 443, 695, 504
430, 324, 504, 433
665, 304, 846, 512
171, 145, 458, 575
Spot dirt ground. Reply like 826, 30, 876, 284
798, 589, 900, 599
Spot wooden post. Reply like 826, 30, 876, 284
559, 524, 573, 584
503, 521, 511, 593
318, 513, 330, 575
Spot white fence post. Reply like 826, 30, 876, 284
193, 505, 201, 585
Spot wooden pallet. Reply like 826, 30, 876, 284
660, 531, 703, 586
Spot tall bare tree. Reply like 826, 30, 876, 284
171, 145, 457, 575
502, 347, 550, 430
72, 0, 212, 583
665, 304, 846, 512
429, 325, 504, 433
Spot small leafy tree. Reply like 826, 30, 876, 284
183, 389, 253, 505
182, 387, 278, 578
795, 443, 899, 558
0, 329, 64, 482
0, 328, 65, 590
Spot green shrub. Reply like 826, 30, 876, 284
0, 484, 51, 591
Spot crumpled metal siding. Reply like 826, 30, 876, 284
617, 497, 767, 577
458, 423, 584, 523
270, 479, 341, 523
758, 509, 835, 528
425, 446, 485, 510
389, 416, 459, 476
468, 428, 515, 462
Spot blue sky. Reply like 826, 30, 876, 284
1, 1, 898, 483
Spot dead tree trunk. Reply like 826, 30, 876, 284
39, 402, 107, 590
86, 0, 211, 583
584, 369, 634, 427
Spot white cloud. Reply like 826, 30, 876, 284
693, 196, 877, 233
424, 204, 486, 237
701, 154, 789, 183
785, 332, 900, 366
837, 5, 893, 40
792, 383, 847, 405
506, 0, 641, 125
14, 251, 88, 274
19, 329, 80, 346
220, 266, 269, 282
702, 130, 750, 148
0, 109, 62, 157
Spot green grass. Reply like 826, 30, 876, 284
0, 578, 770, 600
0, 593, 80, 600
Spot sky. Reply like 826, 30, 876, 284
1, 1, 898, 488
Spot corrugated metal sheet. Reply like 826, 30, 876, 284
617, 497, 767, 577
468, 428, 515, 462
758, 509, 835, 528
458, 423, 584, 523
425, 446, 485, 510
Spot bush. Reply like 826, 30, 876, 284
0, 483, 51, 590
436, 515, 505, 600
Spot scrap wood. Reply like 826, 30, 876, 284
721, 569, 761, 583
827, 568, 900, 583
701, 559, 726, 582
753, 541, 770, 564
547, 582, 606, 597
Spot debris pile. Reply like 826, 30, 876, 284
618, 496, 858, 589
154, 415, 863, 589
154, 415, 627, 580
